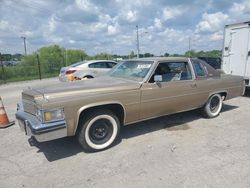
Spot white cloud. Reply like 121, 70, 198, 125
0, 0, 242, 55
94, 22, 107, 32
196, 12, 229, 33
230, 1, 250, 14
48, 15, 57, 32
126, 10, 137, 22
0, 20, 9, 30
162, 6, 183, 21
69, 39, 76, 44
210, 31, 223, 41
228, 0, 250, 22
75, 0, 98, 12
107, 24, 119, 35
154, 18, 162, 29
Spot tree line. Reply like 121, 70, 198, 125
0, 45, 222, 83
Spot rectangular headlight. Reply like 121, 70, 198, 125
37, 109, 65, 123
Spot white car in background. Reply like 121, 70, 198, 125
59, 60, 117, 82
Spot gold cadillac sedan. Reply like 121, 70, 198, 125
16, 57, 245, 152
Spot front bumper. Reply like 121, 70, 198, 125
15, 108, 67, 142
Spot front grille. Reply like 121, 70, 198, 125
23, 100, 36, 115
22, 93, 35, 101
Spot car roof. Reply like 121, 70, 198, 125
85, 60, 116, 64
125, 57, 189, 62
69, 60, 117, 67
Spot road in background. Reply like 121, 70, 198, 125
0, 79, 250, 188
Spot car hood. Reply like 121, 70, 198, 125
22, 76, 142, 101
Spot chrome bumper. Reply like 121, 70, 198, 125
15, 108, 67, 142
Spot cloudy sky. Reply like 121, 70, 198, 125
0, 0, 250, 55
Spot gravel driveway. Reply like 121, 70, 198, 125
0, 78, 250, 188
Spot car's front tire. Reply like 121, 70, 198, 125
77, 110, 120, 152
203, 93, 223, 118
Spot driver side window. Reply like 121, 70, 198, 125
149, 62, 192, 83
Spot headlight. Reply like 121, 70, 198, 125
37, 108, 65, 123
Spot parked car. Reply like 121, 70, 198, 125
16, 57, 245, 152
59, 60, 117, 82
198, 57, 221, 69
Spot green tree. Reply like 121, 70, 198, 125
38, 45, 64, 74
94, 53, 112, 60
164, 52, 169, 57
129, 51, 135, 59
184, 50, 197, 57
144, 53, 154, 57
65, 49, 88, 66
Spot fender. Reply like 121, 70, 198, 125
74, 101, 126, 134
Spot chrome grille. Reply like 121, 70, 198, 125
22, 93, 35, 101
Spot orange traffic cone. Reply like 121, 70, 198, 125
0, 97, 15, 128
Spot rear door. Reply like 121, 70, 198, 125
228, 27, 250, 76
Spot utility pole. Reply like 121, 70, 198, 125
21, 36, 27, 55
0, 53, 6, 83
136, 24, 140, 58
65, 49, 68, 66
188, 37, 191, 58
36, 54, 42, 80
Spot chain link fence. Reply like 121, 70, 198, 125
0, 54, 62, 85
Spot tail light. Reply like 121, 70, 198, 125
66, 70, 76, 74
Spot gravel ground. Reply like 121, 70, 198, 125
0, 78, 250, 188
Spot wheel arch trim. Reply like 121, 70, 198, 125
207, 90, 228, 101
74, 101, 126, 134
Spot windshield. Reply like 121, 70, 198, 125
109, 60, 154, 81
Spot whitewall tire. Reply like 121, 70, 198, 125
77, 110, 120, 152
203, 94, 223, 118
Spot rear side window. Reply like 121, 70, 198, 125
88, 62, 107, 68
106, 62, 116, 68
192, 60, 206, 77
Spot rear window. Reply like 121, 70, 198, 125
89, 62, 107, 68
70, 61, 86, 67
192, 59, 221, 78
192, 60, 206, 77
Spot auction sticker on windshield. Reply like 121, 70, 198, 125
137, 64, 152, 69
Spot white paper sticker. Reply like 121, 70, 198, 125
137, 64, 151, 69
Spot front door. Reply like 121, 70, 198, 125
140, 61, 198, 120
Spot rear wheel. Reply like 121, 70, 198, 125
203, 94, 223, 118
77, 110, 120, 152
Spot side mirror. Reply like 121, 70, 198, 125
154, 75, 162, 82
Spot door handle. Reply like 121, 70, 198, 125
190, 83, 197, 88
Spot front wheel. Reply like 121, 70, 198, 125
77, 110, 120, 152
202, 94, 223, 118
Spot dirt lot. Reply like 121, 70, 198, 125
0, 78, 250, 188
